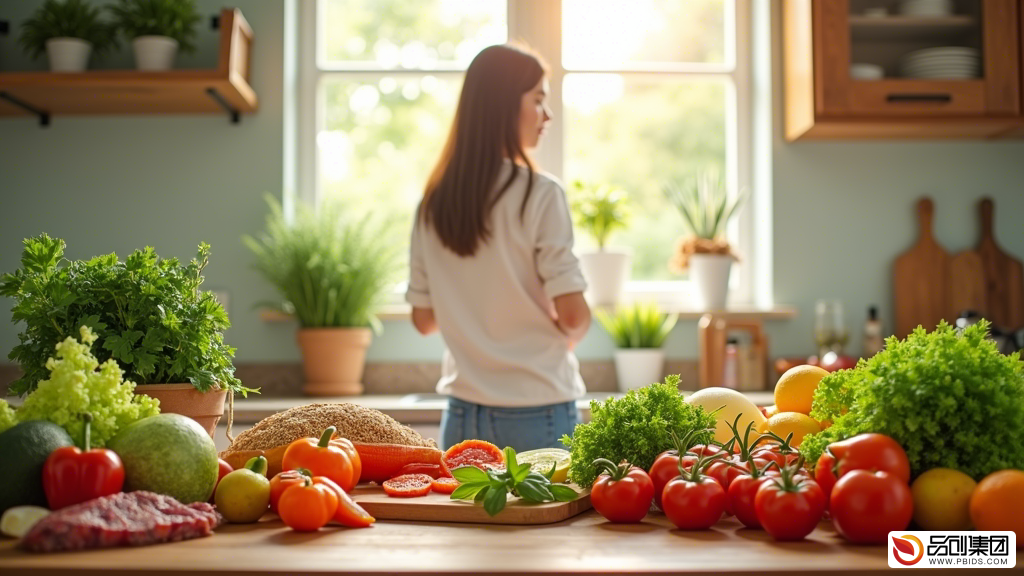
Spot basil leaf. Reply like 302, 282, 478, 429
512, 462, 532, 484
516, 479, 554, 503
474, 486, 490, 504
549, 484, 579, 502
483, 484, 508, 516
450, 482, 487, 501
451, 466, 488, 484
503, 446, 519, 479
542, 461, 557, 481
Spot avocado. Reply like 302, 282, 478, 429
0, 420, 74, 513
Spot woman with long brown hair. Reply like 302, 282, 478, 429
406, 44, 591, 451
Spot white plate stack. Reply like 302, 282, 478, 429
901, 47, 980, 79
899, 0, 954, 16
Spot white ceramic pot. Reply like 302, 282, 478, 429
579, 249, 631, 306
613, 348, 665, 391
133, 36, 179, 70
46, 37, 91, 72
690, 253, 732, 310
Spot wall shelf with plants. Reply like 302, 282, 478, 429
0, 2, 256, 127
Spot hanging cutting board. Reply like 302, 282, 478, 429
976, 198, 1024, 333
948, 250, 987, 319
350, 485, 592, 525
894, 198, 951, 339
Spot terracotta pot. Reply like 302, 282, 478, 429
135, 384, 227, 437
297, 328, 372, 396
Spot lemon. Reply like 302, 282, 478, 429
517, 448, 571, 483
765, 412, 820, 447
214, 468, 271, 523
764, 404, 779, 418
685, 387, 767, 445
1, 506, 50, 539
912, 468, 977, 530
774, 365, 829, 415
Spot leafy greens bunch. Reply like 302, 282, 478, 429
19, 0, 117, 59
561, 375, 716, 487
1, 234, 251, 397
802, 321, 1024, 480
108, 0, 201, 53
449, 447, 578, 517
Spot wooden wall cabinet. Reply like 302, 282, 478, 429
784, 0, 1022, 139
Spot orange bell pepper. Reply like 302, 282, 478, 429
269, 468, 311, 513
278, 477, 338, 532
314, 476, 376, 528
281, 426, 361, 492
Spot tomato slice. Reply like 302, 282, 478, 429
431, 477, 460, 494
442, 440, 505, 472
382, 474, 434, 497
393, 463, 445, 479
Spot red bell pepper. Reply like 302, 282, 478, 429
43, 413, 125, 510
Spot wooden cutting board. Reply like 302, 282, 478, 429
349, 485, 592, 525
948, 249, 987, 319
894, 197, 951, 339
976, 198, 1024, 333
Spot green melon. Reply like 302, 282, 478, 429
107, 414, 218, 504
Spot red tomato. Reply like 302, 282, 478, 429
728, 473, 774, 529
751, 446, 801, 468
591, 459, 655, 523
814, 450, 838, 507
649, 452, 698, 509
830, 470, 913, 544
755, 477, 826, 541
209, 459, 234, 504
824, 433, 911, 484
661, 476, 727, 530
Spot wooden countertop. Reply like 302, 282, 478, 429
0, 511, 905, 576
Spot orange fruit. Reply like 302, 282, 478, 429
970, 469, 1024, 546
774, 365, 829, 415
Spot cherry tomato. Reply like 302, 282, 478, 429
591, 459, 655, 523
755, 476, 826, 541
728, 473, 774, 529
830, 470, 913, 544
649, 452, 698, 509
823, 433, 911, 484
662, 475, 727, 530
270, 469, 310, 513
278, 477, 339, 532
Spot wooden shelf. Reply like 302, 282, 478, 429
0, 9, 256, 125
850, 15, 977, 41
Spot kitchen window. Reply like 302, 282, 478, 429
296, 0, 755, 307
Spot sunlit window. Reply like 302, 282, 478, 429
307, 0, 747, 292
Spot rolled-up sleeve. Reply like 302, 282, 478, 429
531, 183, 588, 300
405, 215, 432, 308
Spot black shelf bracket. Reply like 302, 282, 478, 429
0, 21, 10, 36
210, 15, 220, 30
0, 92, 51, 127
205, 87, 241, 124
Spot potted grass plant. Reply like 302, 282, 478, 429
0, 235, 255, 436
244, 196, 402, 396
108, 0, 200, 71
18, 0, 116, 72
596, 302, 678, 391
570, 180, 631, 306
664, 171, 744, 310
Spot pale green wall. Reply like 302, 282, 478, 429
2, 1, 1023, 370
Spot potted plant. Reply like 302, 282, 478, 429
596, 302, 678, 391
570, 180, 631, 306
0, 235, 255, 436
244, 196, 401, 396
665, 171, 744, 310
108, 0, 200, 71
18, 0, 116, 72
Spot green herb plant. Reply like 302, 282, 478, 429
19, 0, 117, 60
596, 302, 678, 348
561, 375, 717, 487
108, 0, 201, 54
243, 195, 402, 332
0, 326, 160, 447
570, 181, 630, 250
449, 447, 579, 516
801, 321, 1024, 480
1, 234, 251, 397
664, 171, 743, 241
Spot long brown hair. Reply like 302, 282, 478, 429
420, 44, 548, 257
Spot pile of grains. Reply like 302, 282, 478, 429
227, 403, 436, 451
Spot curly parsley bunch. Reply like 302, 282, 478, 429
803, 321, 1024, 480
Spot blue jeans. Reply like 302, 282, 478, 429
439, 397, 579, 452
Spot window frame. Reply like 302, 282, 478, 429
296, 0, 756, 309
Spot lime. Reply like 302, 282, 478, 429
215, 468, 271, 523
517, 448, 571, 484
